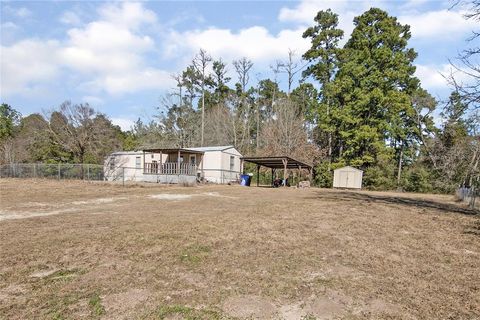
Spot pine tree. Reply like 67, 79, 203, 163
302, 9, 344, 159
333, 8, 420, 169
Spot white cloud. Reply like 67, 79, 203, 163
277, 0, 380, 43
414, 63, 474, 93
81, 95, 104, 106
278, 0, 476, 42
0, 39, 61, 96
1, 2, 173, 97
278, 0, 353, 24
415, 63, 472, 92
399, 9, 477, 39
15, 7, 32, 18
97, 2, 157, 30
60, 11, 82, 26
81, 68, 173, 95
165, 26, 310, 64
415, 64, 449, 90
58, 2, 171, 94
111, 117, 135, 131
4, 6, 33, 18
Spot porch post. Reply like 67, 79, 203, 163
177, 150, 181, 175
159, 151, 163, 174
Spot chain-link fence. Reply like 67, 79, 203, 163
0, 163, 243, 186
0, 163, 105, 181
456, 187, 478, 209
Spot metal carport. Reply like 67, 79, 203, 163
241, 156, 313, 187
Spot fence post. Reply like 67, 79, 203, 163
87, 164, 90, 181
33, 163, 37, 178
122, 167, 125, 187
58, 163, 61, 180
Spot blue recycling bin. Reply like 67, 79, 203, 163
240, 174, 251, 186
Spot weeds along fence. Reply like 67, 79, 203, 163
0, 163, 105, 181
456, 187, 478, 209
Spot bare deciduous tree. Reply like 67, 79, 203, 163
278, 49, 305, 96
47, 101, 122, 164
193, 49, 212, 147
233, 57, 253, 93
261, 99, 321, 162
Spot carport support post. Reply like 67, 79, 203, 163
271, 168, 274, 186
282, 158, 288, 187
256, 165, 260, 187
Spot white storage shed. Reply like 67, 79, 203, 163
333, 166, 363, 189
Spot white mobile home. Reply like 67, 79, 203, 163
333, 166, 363, 189
104, 145, 242, 184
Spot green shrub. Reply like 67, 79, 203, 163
402, 166, 433, 193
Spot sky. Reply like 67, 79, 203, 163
0, 0, 477, 130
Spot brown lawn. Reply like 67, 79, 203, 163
0, 179, 479, 319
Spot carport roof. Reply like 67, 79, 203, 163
241, 156, 312, 170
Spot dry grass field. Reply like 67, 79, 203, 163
0, 179, 479, 320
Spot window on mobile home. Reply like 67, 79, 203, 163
135, 156, 141, 168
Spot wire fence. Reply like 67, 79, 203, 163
0, 163, 105, 181
0, 163, 241, 185
456, 187, 478, 209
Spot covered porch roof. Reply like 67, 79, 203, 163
142, 148, 205, 155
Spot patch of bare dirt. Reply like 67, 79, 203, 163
102, 288, 151, 319
222, 295, 277, 319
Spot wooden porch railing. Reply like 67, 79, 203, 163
144, 162, 197, 176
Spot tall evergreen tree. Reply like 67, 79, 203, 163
303, 9, 344, 159
333, 8, 420, 169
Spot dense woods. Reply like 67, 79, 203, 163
1, 5, 479, 193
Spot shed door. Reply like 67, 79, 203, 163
339, 171, 348, 188
347, 171, 356, 188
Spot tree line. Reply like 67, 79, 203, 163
1, 6, 478, 193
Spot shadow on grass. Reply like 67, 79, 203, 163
309, 190, 478, 216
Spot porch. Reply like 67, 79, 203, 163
144, 162, 197, 175
142, 148, 204, 177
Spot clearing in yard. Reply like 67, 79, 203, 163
0, 179, 479, 319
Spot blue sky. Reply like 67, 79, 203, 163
1, 0, 477, 130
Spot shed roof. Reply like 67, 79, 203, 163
334, 166, 363, 172
241, 156, 312, 170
